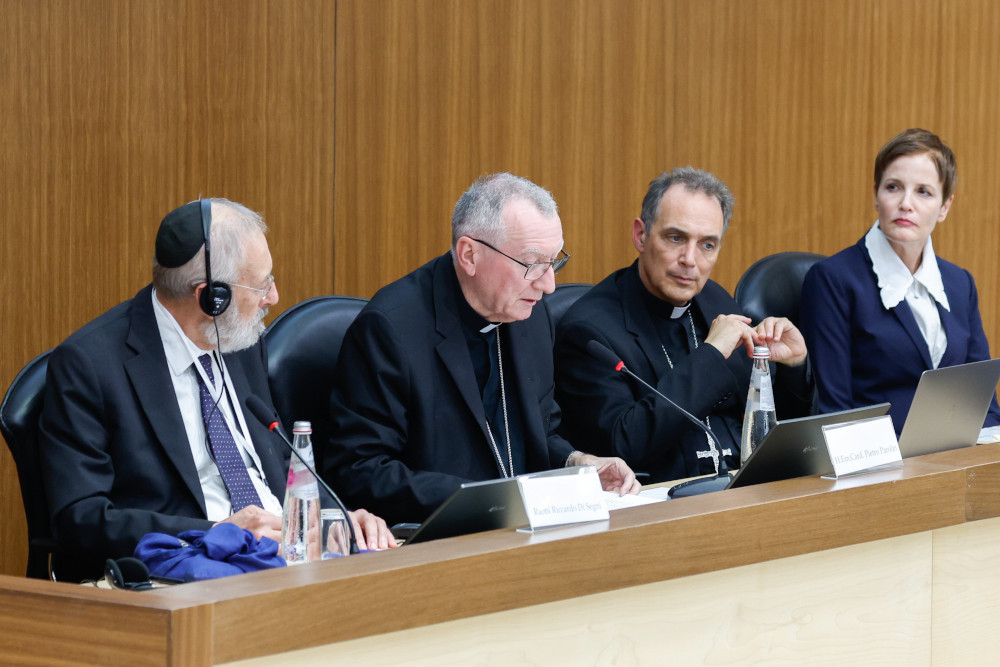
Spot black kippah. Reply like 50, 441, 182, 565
155, 200, 205, 268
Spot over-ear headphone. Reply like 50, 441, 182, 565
104, 557, 153, 591
197, 198, 233, 317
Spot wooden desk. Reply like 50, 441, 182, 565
5, 444, 1000, 665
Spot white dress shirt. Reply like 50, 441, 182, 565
865, 222, 949, 368
151, 290, 283, 520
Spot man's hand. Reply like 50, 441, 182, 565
219, 505, 282, 543
567, 452, 642, 495
752, 317, 807, 366
704, 313, 755, 359
349, 508, 398, 550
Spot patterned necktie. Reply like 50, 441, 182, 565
195, 354, 262, 512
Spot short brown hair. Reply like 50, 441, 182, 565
874, 128, 957, 200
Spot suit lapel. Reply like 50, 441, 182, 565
859, 239, 933, 369
432, 258, 489, 431
124, 286, 208, 515
890, 300, 934, 369
621, 265, 670, 375
937, 301, 964, 368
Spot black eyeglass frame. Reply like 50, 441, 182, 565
470, 238, 570, 280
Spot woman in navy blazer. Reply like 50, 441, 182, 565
801, 128, 1000, 434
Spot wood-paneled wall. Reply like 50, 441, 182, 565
4, 0, 1000, 575
334, 0, 1000, 308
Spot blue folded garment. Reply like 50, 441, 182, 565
135, 523, 286, 582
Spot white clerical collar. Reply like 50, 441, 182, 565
865, 221, 950, 312
669, 304, 690, 319
480, 322, 501, 334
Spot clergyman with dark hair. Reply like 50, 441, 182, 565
554, 168, 813, 483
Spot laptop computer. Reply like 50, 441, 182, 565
897, 358, 1000, 458
727, 403, 891, 489
398, 477, 528, 545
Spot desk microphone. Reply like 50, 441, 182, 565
245, 395, 360, 554
585, 340, 732, 497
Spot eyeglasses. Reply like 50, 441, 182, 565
471, 239, 570, 281
231, 275, 275, 302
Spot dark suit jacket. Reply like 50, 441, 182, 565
39, 284, 288, 578
324, 254, 574, 524
554, 262, 812, 482
800, 237, 1000, 433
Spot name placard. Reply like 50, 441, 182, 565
822, 415, 902, 478
517, 465, 609, 530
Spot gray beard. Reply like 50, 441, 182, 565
203, 306, 268, 354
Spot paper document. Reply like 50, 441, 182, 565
978, 425, 1000, 444
638, 486, 672, 501
604, 490, 665, 511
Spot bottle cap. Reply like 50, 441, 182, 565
292, 420, 312, 434
752, 345, 770, 359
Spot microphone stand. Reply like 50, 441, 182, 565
585, 340, 733, 497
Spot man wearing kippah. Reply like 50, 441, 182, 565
554, 168, 813, 483
39, 198, 394, 580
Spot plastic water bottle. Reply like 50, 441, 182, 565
281, 421, 322, 564
740, 346, 777, 466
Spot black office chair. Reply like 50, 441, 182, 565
544, 283, 593, 327
734, 252, 826, 325
264, 295, 369, 454
1, 350, 60, 580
